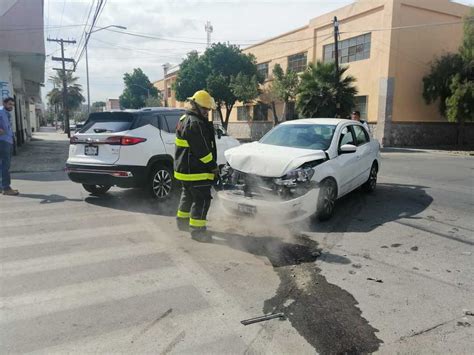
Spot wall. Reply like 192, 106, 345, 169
0, 54, 17, 134
312, 2, 388, 124
390, 0, 469, 123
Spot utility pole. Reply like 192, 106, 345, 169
205, 21, 213, 48
333, 16, 340, 117
85, 44, 91, 113
47, 38, 76, 138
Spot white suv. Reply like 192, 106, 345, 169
66, 108, 240, 199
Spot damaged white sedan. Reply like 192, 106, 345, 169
218, 119, 381, 222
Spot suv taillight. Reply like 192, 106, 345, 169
70, 136, 79, 144
105, 136, 147, 145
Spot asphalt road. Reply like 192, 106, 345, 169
1, 130, 473, 354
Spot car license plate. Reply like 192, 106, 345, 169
238, 204, 256, 215
85, 145, 98, 156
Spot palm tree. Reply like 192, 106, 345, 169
296, 61, 358, 118
47, 72, 85, 112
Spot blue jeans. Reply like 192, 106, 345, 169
0, 141, 13, 190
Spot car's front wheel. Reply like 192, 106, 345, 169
362, 163, 378, 193
149, 165, 174, 200
82, 184, 111, 196
316, 178, 337, 221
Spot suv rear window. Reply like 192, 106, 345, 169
80, 112, 136, 134
162, 112, 184, 133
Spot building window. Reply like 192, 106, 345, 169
237, 106, 251, 121
354, 96, 368, 120
167, 87, 172, 97
253, 104, 268, 121
286, 102, 299, 120
212, 109, 221, 122
323, 33, 371, 64
257, 62, 269, 80
288, 52, 307, 73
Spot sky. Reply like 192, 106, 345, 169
43, 0, 474, 104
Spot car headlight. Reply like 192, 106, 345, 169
274, 167, 315, 186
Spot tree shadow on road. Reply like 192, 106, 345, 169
12, 171, 69, 182
15, 193, 82, 204
303, 182, 433, 234
84, 188, 179, 217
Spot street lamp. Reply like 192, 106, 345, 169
130, 83, 150, 98
85, 25, 127, 112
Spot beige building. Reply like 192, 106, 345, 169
106, 98, 120, 111
154, 0, 471, 146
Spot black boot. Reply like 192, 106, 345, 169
176, 218, 189, 232
191, 229, 212, 242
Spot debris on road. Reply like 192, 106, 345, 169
464, 310, 474, 316
411, 246, 419, 251
457, 318, 471, 327
367, 277, 383, 283
352, 263, 362, 269
241, 313, 285, 325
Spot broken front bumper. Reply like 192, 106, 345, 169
217, 188, 320, 224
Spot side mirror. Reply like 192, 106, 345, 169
339, 144, 357, 154
216, 129, 223, 140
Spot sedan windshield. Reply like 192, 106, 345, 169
260, 124, 336, 150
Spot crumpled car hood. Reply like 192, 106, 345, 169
224, 142, 327, 177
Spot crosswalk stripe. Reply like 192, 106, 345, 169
1, 242, 164, 277
1, 252, 174, 298
0, 224, 143, 248
0, 209, 131, 228
0, 286, 209, 354
0, 214, 141, 237
0, 267, 187, 324
0, 231, 153, 263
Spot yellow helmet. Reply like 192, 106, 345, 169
187, 90, 216, 110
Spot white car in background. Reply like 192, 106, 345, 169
219, 118, 381, 222
66, 108, 240, 199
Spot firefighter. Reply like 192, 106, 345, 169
175, 90, 219, 242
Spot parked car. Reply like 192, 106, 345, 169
66, 108, 240, 199
218, 118, 381, 222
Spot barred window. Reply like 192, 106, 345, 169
323, 33, 371, 64
237, 106, 251, 121
354, 96, 368, 120
257, 62, 269, 80
288, 52, 307, 73
253, 104, 268, 121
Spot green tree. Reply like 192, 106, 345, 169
297, 61, 358, 118
173, 51, 209, 102
47, 72, 85, 112
174, 43, 262, 128
144, 94, 163, 107
119, 68, 159, 109
269, 63, 299, 124
423, 10, 473, 145
92, 101, 106, 112
422, 53, 464, 116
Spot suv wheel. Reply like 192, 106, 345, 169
83, 184, 111, 196
316, 179, 337, 221
362, 163, 378, 193
149, 165, 174, 200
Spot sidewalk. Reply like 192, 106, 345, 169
10, 127, 69, 174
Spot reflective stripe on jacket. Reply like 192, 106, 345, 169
174, 110, 217, 182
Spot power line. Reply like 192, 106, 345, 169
55, 0, 68, 38
73, 0, 106, 70
73, 0, 96, 60
104, 19, 470, 48
0, 24, 86, 32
